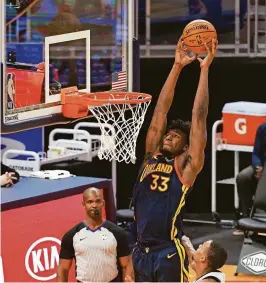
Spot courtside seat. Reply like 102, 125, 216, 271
116, 209, 134, 223
116, 198, 134, 227
238, 218, 266, 233
235, 163, 266, 276
237, 162, 266, 234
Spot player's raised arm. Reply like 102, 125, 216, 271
181, 235, 196, 268
185, 39, 217, 177
145, 39, 196, 161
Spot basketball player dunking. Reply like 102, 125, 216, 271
132, 38, 218, 282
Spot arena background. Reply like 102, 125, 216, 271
44, 57, 266, 214
2, 0, 266, 281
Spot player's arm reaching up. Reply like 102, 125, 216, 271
181, 235, 196, 267
145, 39, 196, 162
182, 39, 218, 186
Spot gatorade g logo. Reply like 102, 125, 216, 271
25, 237, 61, 281
235, 118, 247, 135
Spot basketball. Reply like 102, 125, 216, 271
182, 20, 217, 54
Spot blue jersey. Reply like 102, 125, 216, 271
133, 153, 191, 246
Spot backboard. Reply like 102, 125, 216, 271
1, 0, 137, 134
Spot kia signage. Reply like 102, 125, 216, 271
2, 192, 107, 281
25, 237, 61, 281
1, 194, 84, 281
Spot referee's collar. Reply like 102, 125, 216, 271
82, 220, 106, 232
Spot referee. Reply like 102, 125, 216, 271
56, 187, 134, 282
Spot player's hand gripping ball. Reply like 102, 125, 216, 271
182, 19, 217, 55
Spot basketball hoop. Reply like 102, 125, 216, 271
61, 89, 152, 164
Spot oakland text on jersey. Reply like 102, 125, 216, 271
140, 162, 173, 182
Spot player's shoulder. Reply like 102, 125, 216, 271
196, 276, 222, 283
103, 220, 127, 235
144, 151, 162, 161
257, 122, 266, 133
196, 271, 225, 283
62, 222, 84, 240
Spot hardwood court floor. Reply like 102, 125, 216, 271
190, 265, 266, 282
184, 216, 266, 282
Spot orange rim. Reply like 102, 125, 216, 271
79, 91, 152, 106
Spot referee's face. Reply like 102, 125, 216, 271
83, 191, 105, 219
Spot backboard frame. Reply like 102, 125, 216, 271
2, 30, 90, 125
1, 0, 136, 134
45, 30, 90, 104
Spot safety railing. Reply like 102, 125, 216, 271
139, 0, 266, 58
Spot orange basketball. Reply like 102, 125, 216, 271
182, 20, 217, 54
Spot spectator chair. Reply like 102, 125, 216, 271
116, 198, 134, 228
235, 163, 266, 276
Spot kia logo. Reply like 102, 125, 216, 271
25, 237, 61, 281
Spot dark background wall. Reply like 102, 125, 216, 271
44, 57, 266, 214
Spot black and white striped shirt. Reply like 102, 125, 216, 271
194, 270, 225, 282
59, 220, 130, 282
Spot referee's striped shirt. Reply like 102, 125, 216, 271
59, 220, 130, 282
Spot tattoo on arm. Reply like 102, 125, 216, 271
146, 121, 166, 157
195, 101, 209, 121
193, 70, 209, 121
149, 124, 166, 136
149, 125, 158, 131
144, 152, 153, 162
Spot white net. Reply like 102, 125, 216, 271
89, 98, 151, 164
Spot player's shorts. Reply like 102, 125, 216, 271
132, 241, 189, 282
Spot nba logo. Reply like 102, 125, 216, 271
7, 73, 15, 110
